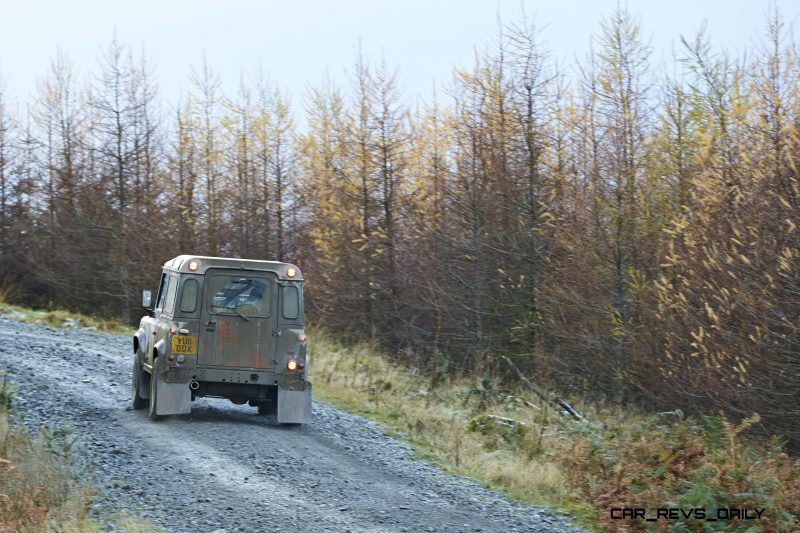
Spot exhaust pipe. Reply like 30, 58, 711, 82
190, 380, 200, 390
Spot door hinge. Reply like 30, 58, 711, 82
272, 330, 282, 337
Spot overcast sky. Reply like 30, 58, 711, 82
1, 0, 798, 114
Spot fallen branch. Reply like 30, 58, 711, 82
522, 399, 540, 410
501, 355, 586, 422
483, 414, 527, 427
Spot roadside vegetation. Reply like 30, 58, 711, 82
0, 297, 132, 335
0, 302, 154, 531
0, 373, 158, 532
309, 331, 800, 532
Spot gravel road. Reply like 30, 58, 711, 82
0, 318, 587, 532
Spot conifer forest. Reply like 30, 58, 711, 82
0, 10, 798, 446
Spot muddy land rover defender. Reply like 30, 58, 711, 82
131, 255, 311, 423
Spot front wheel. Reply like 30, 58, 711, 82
148, 358, 161, 421
131, 356, 147, 410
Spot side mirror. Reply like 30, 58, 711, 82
142, 289, 153, 308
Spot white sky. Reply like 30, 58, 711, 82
1, 0, 798, 116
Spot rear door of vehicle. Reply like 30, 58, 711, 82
198, 269, 277, 370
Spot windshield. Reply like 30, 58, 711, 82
207, 274, 270, 317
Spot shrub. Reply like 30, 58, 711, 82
558, 411, 800, 531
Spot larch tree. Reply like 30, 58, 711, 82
172, 102, 199, 254
189, 58, 223, 255
656, 12, 800, 441
0, 69, 15, 268
266, 86, 295, 260
569, 9, 653, 399
29, 49, 93, 309
225, 77, 256, 257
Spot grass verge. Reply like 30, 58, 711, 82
0, 300, 132, 335
307, 329, 800, 532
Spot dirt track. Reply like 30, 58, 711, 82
0, 318, 586, 532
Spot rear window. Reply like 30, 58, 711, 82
179, 279, 199, 313
282, 285, 300, 319
207, 274, 270, 317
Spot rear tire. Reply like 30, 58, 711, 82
148, 358, 161, 421
131, 357, 147, 410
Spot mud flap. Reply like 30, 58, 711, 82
138, 366, 150, 400
277, 384, 312, 424
156, 380, 191, 415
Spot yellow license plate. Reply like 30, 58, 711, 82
171, 335, 197, 355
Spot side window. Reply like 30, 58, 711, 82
155, 273, 168, 309
164, 276, 178, 315
179, 279, 199, 313
282, 285, 299, 320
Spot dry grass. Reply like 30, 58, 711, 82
0, 373, 87, 530
307, 330, 595, 522
561, 412, 800, 531
0, 375, 159, 532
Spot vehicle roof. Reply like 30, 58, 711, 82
162, 255, 303, 281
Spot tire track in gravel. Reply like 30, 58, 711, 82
0, 318, 587, 533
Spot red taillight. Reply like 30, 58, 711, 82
169, 327, 177, 335
299, 335, 307, 343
